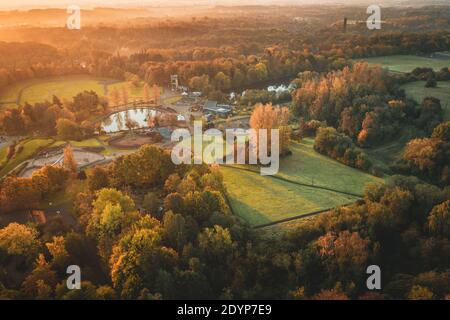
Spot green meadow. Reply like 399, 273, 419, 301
221, 166, 359, 227
221, 139, 383, 227
361, 54, 450, 73
0, 75, 151, 110
401, 81, 450, 120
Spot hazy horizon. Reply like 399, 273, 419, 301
1, 0, 448, 10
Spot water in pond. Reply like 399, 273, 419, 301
101, 108, 161, 133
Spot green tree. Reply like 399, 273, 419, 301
162, 211, 187, 251
56, 118, 84, 141
408, 285, 434, 300
87, 166, 110, 191
432, 121, 450, 141
0, 223, 40, 257
142, 192, 160, 216
21, 254, 57, 299
110, 227, 177, 299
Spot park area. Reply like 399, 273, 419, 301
0, 137, 112, 178
361, 52, 450, 73
0, 75, 151, 110
221, 138, 384, 227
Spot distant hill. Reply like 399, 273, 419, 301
1, 0, 450, 10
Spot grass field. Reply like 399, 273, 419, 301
401, 81, 450, 120
68, 138, 103, 148
361, 54, 450, 73
0, 75, 146, 110
0, 145, 7, 164
222, 166, 359, 226
277, 139, 384, 194
221, 138, 383, 227
0, 76, 166, 111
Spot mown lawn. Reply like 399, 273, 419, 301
68, 138, 103, 148
0, 75, 121, 110
221, 138, 382, 226
401, 81, 450, 120
361, 54, 450, 73
221, 166, 358, 227
0, 145, 7, 164
276, 139, 384, 195
49, 138, 104, 149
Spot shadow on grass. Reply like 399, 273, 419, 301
226, 196, 272, 227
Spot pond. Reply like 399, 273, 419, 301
101, 108, 161, 133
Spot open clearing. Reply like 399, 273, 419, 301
401, 81, 450, 120
365, 125, 425, 175
0, 75, 140, 109
221, 139, 383, 227
361, 54, 450, 73
222, 166, 359, 227
277, 139, 384, 195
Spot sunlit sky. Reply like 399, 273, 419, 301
0, 0, 420, 10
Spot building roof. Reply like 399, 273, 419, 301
204, 100, 218, 110
203, 101, 231, 114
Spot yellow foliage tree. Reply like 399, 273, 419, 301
250, 103, 290, 155
63, 145, 77, 173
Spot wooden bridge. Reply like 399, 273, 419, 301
91, 100, 177, 124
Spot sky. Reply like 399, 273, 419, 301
0, 0, 428, 10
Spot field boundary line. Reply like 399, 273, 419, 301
222, 188, 238, 218
253, 201, 358, 229
222, 164, 365, 198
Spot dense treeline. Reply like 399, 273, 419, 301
282, 175, 450, 299
0, 42, 88, 89
0, 5, 449, 300
314, 127, 373, 174
0, 166, 70, 213
0, 91, 106, 137
1, 11, 450, 100
394, 122, 450, 187
0, 145, 449, 299
292, 62, 445, 150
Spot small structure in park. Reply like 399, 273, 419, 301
203, 101, 232, 118
170, 75, 179, 91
